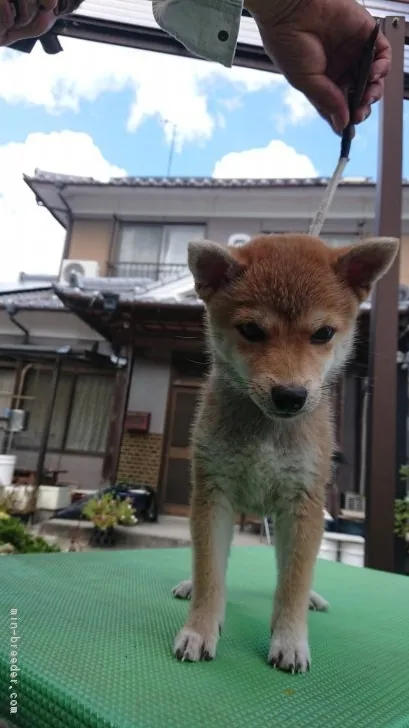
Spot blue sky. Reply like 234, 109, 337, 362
0, 71, 404, 179
0, 36, 407, 281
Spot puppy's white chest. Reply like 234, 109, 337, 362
205, 435, 315, 516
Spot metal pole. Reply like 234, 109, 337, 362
108, 346, 134, 485
395, 360, 408, 573
365, 16, 405, 572
35, 357, 62, 492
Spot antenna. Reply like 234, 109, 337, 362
163, 120, 177, 177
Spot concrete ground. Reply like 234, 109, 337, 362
36, 515, 270, 551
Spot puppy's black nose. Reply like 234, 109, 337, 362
271, 386, 308, 415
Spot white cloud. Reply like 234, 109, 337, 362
212, 139, 317, 178
275, 87, 317, 132
0, 131, 126, 283
0, 39, 280, 147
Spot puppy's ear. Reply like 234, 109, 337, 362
332, 237, 399, 301
188, 239, 245, 302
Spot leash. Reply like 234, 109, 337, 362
309, 21, 380, 237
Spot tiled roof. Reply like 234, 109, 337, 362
27, 170, 406, 189
4, 284, 409, 315
3, 271, 409, 313
55, 287, 203, 308
0, 290, 65, 310
0, 273, 199, 310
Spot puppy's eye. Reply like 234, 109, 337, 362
310, 326, 336, 344
236, 322, 266, 342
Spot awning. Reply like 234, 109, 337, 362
55, 286, 205, 348
54, 284, 409, 363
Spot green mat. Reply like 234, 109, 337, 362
0, 547, 408, 728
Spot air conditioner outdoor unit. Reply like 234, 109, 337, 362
59, 259, 100, 286
344, 493, 366, 514
227, 233, 251, 247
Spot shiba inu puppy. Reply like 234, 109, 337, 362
172, 233, 398, 673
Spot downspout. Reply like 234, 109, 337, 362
14, 363, 33, 408
5, 304, 30, 344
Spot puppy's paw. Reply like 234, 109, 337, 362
309, 590, 329, 612
173, 622, 219, 662
268, 630, 311, 674
172, 579, 192, 600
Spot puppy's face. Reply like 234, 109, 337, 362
189, 234, 398, 421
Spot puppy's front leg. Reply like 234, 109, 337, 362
269, 491, 324, 673
173, 475, 234, 662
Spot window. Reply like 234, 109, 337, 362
0, 368, 16, 453
116, 223, 205, 278
14, 369, 114, 454
65, 376, 113, 452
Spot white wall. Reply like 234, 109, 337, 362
127, 350, 171, 434
0, 310, 106, 348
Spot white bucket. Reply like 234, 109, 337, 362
0, 455, 16, 488
318, 535, 338, 562
37, 485, 71, 511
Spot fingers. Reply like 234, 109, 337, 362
38, 0, 58, 9
353, 77, 383, 123
352, 30, 390, 124
299, 73, 350, 134
0, 0, 16, 32
5, 5, 56, 43
352, 28, 391, 122
0, 0, 57, 45
370, 30, 392, 82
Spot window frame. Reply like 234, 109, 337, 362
13, 366, 115, 457
112, 220, 207, 271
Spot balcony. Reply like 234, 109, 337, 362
107, 261, 189, 281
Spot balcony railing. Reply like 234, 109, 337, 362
107, 261, 189, 281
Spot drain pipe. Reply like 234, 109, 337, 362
5, 303, 29, 344
13, 363, 33, 409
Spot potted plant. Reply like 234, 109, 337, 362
82, 493, 137, 547
0, 509, 60, 555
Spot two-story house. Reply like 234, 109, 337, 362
2, 172, 409, 515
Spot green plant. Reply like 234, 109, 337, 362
0, 487, 19, 516
394, 466, 409, 543
82, 493, 137, 531
400, 464, 409, 480
0, 513, 60, 554
394, 499, 409, 540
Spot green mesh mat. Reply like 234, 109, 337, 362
0, 546, 408, 728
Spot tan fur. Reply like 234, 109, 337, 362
173, 233, 399, 673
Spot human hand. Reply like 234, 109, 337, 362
245, 0, 392, 133
0, 0, 83, 46
0, 0, 58, 45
